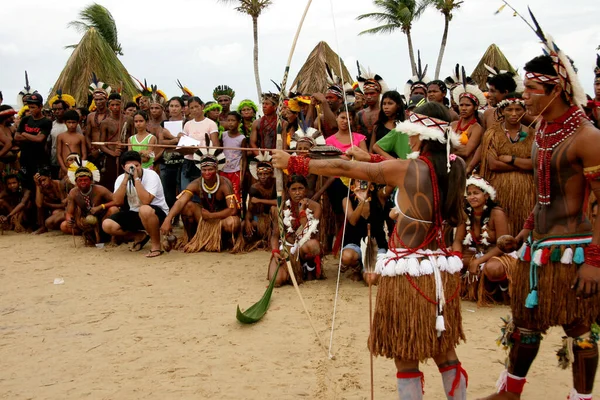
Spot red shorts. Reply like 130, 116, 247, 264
220, 171, 241, 204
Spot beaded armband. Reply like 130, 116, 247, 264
226, 194, 239, 209
583, 165, 600, 182
557, 324, 600, 369
497, 316, 542, 352
287, 156, 311, 176
370, 154, 386, 163
523, 213, 534, 230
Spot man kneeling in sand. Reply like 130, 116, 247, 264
0, 173, 32, 232
160, 147, 241, 252
60, 161, 116, 246
102, 151, 169, 257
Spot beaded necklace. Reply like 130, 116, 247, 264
502, 122, 527, 144
536, 106, 586, 205
79, 185, 94, 211
201, 176, 220, 198
456, 117, 476, 133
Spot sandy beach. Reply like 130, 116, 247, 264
1, 231, 598, 399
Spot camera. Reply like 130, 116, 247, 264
128, 166, 135, 174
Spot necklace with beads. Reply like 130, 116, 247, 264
535, 106, 586, 205
202, 175, 220, 198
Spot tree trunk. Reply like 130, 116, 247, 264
252, 16, 263, 105
406, 30, 417, 76
434, 16, 450, 80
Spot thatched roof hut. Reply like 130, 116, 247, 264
290, 41, 353, 95
471, 44, 517, 91
48, 27, 138, 107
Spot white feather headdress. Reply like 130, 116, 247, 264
16, 71, 38, 110
466, 175, 496, 200
404, 51, 430, 100
357, 62, 388, 94
290, 126, 325, 150
249, 152, 274, 180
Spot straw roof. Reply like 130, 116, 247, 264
48, 28, 138, 107
471, 44, 517, 91
290, 41, 353, 95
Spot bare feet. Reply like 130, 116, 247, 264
32, 227, 48, 235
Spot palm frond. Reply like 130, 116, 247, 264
219, 0, 273, 18
68, 3, 123, 55
49, 28, 138, 107
359, 23, 402, 36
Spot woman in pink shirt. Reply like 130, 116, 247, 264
325, 108, 368, 152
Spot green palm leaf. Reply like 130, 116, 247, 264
236, 263, 280, 323
68, 3, 123, 55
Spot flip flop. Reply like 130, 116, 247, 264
145, 249, 164, 258
130, 234, 150, 252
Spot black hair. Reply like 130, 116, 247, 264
524, 55, 569, 102
108, 93, 122, 101
168, 96, 185, 108
413, 102, 466, 226
188, 96, 204, 106
287, 174, 308, 189
0, 105, 14, 123
4, 173, 18, 183
227, 111, 242, 121
376, 91, 405, 128
52, 100, 69, 110
77, 107, 90, 118
427, 80, 448, 94
38, 166, 52, 177
486, 72, 517, 94
120, 150, 142, 167
0, 91, 3, 101
465, 188, 498, 230
336, 106, 356, 119
124, 101, 138, 110
64, 110, 80, 122
134, 110, 149, 121
457, 96, 482, 125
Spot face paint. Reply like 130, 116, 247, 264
201, 169, 217, 181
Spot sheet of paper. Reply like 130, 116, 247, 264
164, 120, 183, 137
177, 135, 201, 149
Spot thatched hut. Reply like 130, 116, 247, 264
290, 41, 353, 95
471, 44, 517, 91
48, 27, 138, 107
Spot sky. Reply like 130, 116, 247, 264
1, 0, 599, 108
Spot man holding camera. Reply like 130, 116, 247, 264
102, 151, 169, 257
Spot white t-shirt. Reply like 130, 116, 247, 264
50, 121, 67, 166
114, 169, 169, 215
183, 117, 219, 160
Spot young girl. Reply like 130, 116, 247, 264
128, 111, 157, 169
451, 86, 485, 170
369, 90, 405, 151
220, 111, 246, 205
325, 108, 367, 152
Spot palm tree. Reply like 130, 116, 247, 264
357, 0, 426, 76
219, 0, 273, 103
424, 0, 463, 79
68, 3, 123, 55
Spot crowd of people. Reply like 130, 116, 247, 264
1, 31, 600, 399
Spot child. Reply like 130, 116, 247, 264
57, 110, 87, 177
220, 111, 246, 204
128, 110, 157, 169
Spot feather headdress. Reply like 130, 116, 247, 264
150, 84, 168, 107
484, 64, 525, 92
595, 54, 600, 78
88, 72, 112, 97
49, 89, 76, 108
193, 134, 226, 171
452, 66, 488, 109
176, 79, 194, 97
497, 4, 586, 106
465, 175, 496, 200
131, 77, 151, 105
249, 151, 274, 180
290, 126, 325, 150
356, 61, 388, 94
404, 51, 430, 100
325, 63, 344, 99
67, 160, 101, 185
213, 85, 235, 101
16, 71, 38, 109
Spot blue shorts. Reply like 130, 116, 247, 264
342, 244, 387, 268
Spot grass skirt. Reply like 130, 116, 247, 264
461, 254, 516, 306
368, 271, 464, 361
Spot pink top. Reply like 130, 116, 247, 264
325, 133, 366, 152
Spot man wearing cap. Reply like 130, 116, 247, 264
102, 151, 169, 258
14, 93, 52, 189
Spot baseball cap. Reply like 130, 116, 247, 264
407, 95, 426, 110
26, 93, 43, 105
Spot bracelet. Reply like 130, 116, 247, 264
135, 177, 141, 181
287, 156, 310, 176
101, 204, 106, 210
509, 155, 516, 165
370, 154, 386, 163
523, 213, 534, 230
271, 249, 280, 255
584, 244, 600, 268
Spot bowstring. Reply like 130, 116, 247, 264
326, 0, 355, 361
